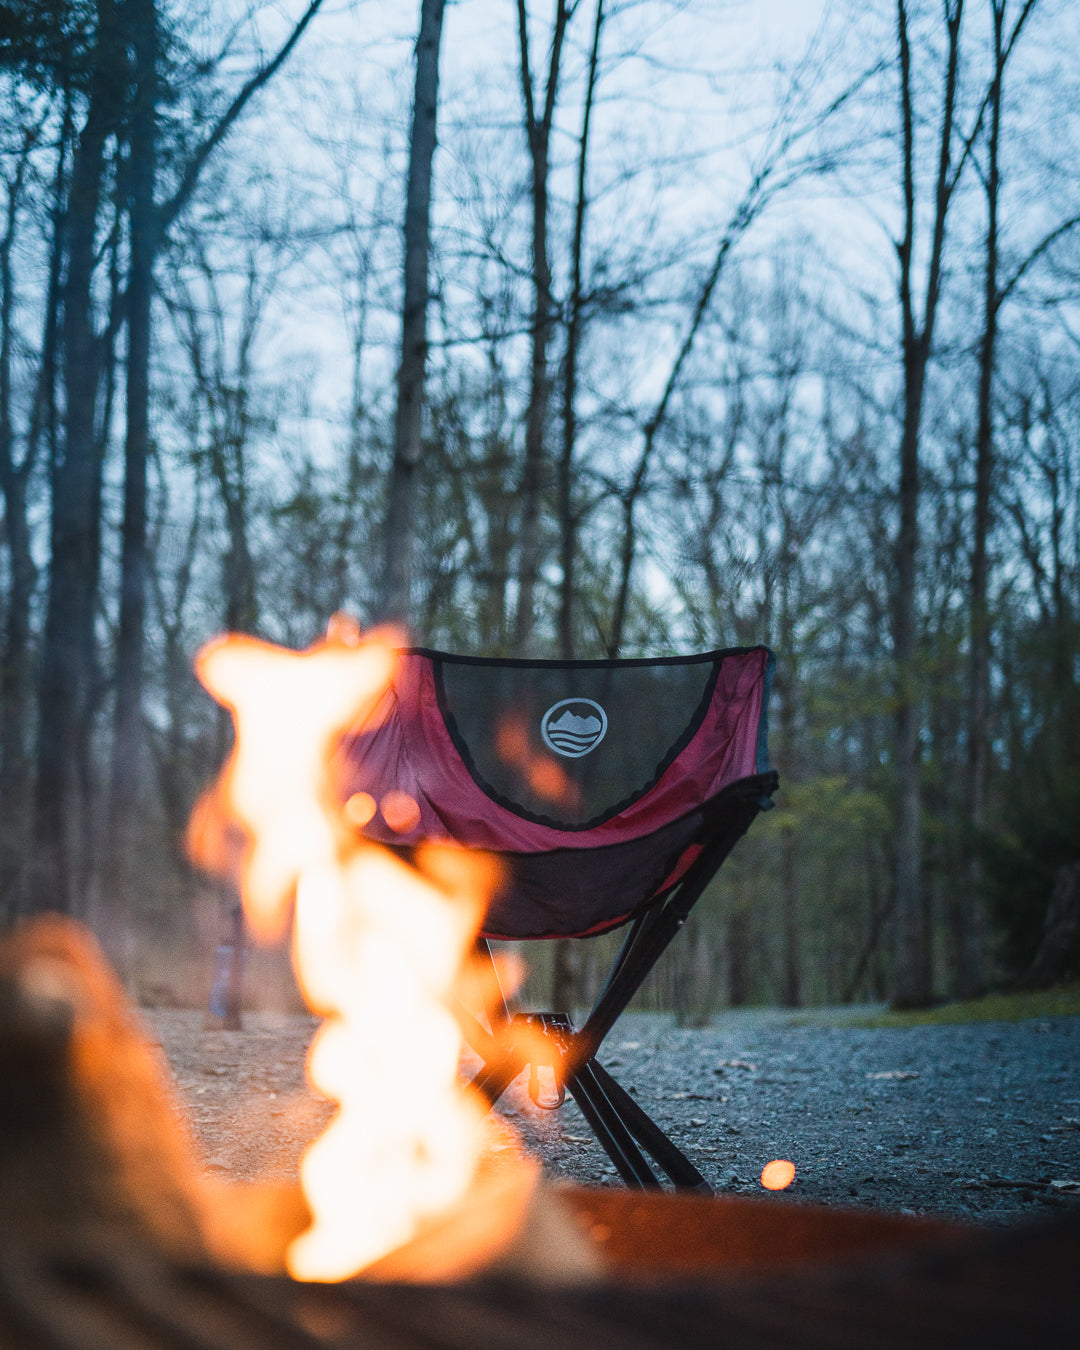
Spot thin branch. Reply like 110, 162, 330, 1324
997, 214, 1080, 309
155, 0, 326, 242
947, 0, 1040, 197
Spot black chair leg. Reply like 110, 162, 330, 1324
589, 1059, 712, 1193
469, 1053, 524, 1109
566, 1061, 661, 1189
463, 1003, 712, 1193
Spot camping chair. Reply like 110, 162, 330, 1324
339, 645, 778, 1193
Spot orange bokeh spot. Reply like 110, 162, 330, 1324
527, 759, 572, 802
494, 712, 582, 809
760, 1159, 796, 1190
343, 792, 377, 829
495, 718, 530, 765
381, 790, 421, 834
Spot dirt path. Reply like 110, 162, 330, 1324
147, 1006, 1080, 1226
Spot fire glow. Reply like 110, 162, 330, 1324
495, 712, 582, 808
761, 1159, 796, 1191
188, 617, 503, 1281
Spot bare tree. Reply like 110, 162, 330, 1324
163, 244, 273, 637
26, 0, 327, 921
549, 0, 603, 1015
32, 0, 127, 919
890, 0, 965, 1008
101, 0, 159, 976
961, 0, 1080, 996
380, 0, 446, 624
888, 0, 1072, 1005
606, 58, 863, 658
0, 116, 45, 914
555, 0, 603, 663
513, 0, 572, 652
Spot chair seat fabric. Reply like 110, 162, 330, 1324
339, 646, 774, 940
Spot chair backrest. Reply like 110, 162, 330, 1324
339, 646, 774, 941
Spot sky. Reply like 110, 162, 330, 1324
175, 0, 1080, 521
209, 0, 850, 442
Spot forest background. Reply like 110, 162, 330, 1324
0, 0, 1077, 1020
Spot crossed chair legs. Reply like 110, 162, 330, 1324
461, 984, 712, 1194
455, 783, 778, 1194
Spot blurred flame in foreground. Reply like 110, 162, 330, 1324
760, 1159, 796, 1191
187, 616, 503, 1281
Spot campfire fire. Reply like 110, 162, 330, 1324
187, 616, 521, 1281
0, 911, 1049, 1342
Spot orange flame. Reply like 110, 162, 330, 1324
760, 1159, 796, 1191
187, 616, 396, 943
189, 616, 506, 1280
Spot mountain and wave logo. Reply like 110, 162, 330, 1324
540, 697, 608, 758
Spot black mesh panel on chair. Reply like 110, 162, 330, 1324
436, 656, 718, 828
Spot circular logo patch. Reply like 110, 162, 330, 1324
540, 698, 608, 758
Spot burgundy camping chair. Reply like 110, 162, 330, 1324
339, 645, 778, 1193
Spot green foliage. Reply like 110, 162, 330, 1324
850, 983, 1080, 1027
982, 760, 1080, 977
771, 776, 890, 841
981, 622, 1080, 979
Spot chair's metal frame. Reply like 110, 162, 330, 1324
457, 772, 778, 1193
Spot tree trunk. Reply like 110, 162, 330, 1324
512, 0, 574, 1010
781, 824, 802, 1009
557, 0, 603, 662
673, 915, 713, 1028
890, 0, 963, 1008
892, 369, 927, 1007
727, 909, 752, 1007
550, 937, 579, 1017
513, 0, 570, 652
843, 877, 893, 1004
1019, 862, 1080, 990
775, 433, 802, 1008
606, 156, 780, 659
102, 0, 159, 978
31, 0, 121, 918
0, 134, 42, 917
549, 0, 602, 1011
960, 3, 1006, 1002
961, 0, 1044, 995
380, 0, 446, 625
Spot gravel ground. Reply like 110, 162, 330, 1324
147, 1005, 1080, 1228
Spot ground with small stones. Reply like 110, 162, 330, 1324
147, 1005, 1080, 1226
